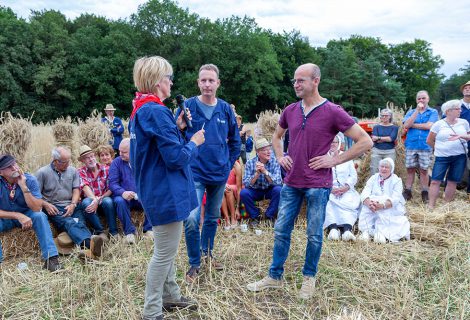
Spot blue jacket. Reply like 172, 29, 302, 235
109, 156, 135, 197
102, 116, 124, 150
129, 102, 198, 226
182, 97, 241, 185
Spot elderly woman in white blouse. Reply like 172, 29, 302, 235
358, 158, 410, 243
323, 135, 360, 241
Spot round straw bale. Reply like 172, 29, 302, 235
255, 109, 281, 141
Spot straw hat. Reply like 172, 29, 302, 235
460, 81, 470, 91
255, 138, 271, 150
79, 145, 93, 159
54, 232, 75, 255
104, 104, 116, 111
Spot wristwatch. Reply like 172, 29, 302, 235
23, 188, 31, 194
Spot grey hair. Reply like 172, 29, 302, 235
52, 146, 71, 160
416, 90, 429, 99
441, 99, 461, 115
380, 108, 393, 122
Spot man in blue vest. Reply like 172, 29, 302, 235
182, 64, 241, 283
102, 104, 124, 154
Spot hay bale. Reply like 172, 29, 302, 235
0, 228, 40, 259
77, 109, 112, 151
0, 112, 33, 168
255, 109, 281, 142
52, 116, 78, 162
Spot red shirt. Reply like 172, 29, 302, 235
78, 163, 110, 197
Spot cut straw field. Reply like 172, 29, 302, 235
0, 120, 469, 320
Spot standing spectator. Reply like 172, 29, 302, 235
323, 135, 360, 242
246, 63, 372, 299
0, 154, 63, 271
96, 145, 115, 166
78, 145, 118, 239
237, 114, 247, 164
130, 56, 203, 320
109, 138, 153, 244
457, 80, 470, 196
102, 104, 124, 154
36, 146, 104, 260
240, 138, 282, 228
245, 129, 254, 160
402, 90, 439, 203
182, 64, 241, 283
370, 108, 399, 174
358, 158, 410, 243
426, 100, 470, 209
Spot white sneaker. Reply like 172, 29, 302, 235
327, 229, 340, 241
247, 276, 283, 292
298, 276, 316, 299
374, 232, 387, 244
341, 231, 356, 242
358, 231, 370, 242
124, 233, 136, 244
143, 231, 154, 241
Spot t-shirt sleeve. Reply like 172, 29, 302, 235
27, 175, 42, 199
429, 109, 439, 123
430, 120, 440, 133
279, 108, 288, 129
334, 106, 355, 133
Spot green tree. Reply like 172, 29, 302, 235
438, 62, 470, 103
386, 39, 444, 106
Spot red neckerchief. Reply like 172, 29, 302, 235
130, 92, 165, 120
1, 176, 17, 200
379, 174, 391, 192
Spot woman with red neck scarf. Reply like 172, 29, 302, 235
358, 158, 410, 244
129, 56, 205, 320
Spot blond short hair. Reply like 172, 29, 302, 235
199, 64, 219, 78
95, 145, 114, 157
133, 56, 173, 94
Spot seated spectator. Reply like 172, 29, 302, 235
427, 99, 470, 209
78, 145, 118, 239
323, 135, 360, 241
370, 108, 399, 174
109, 138, 153, 244
358, 158, 410, 243
221, 161, 242, 229
240, 138, 282, 228
0, 154, 63, 271
35, 146, 104, 260
96, 145, 115, 166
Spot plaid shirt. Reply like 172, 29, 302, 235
78, 163, 110, 197
243, 155, 282, 190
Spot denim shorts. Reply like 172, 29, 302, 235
431, 154, 467, 182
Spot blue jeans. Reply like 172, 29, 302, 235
240, 186, 282, 219
184, 181, 225, 267
114, 196, 152, 235
269, 185, 331, 280
81, 197, 118, 235
47, 205, 91, 245
0, 210, 58, 262
431, 154, 467, 182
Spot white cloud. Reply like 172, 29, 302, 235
3, 0, 469, 77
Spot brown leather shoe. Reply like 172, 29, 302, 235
205, 255, 224, 270
421, 190, 429, 203
403, 189, 412, 201
43, 256, 63, 272
90, 235, 104, 258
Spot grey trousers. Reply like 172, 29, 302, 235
370, 147, 396, 175
142, 221, 183, 319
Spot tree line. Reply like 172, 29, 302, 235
0, 0, 468, 123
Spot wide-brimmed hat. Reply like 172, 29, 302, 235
460, 81, 470, 91
0, 154, 16, 170
54, 232, 75, 255
104, 104, 116, 111
255, 138, 271, 150
79, 145, 93, 159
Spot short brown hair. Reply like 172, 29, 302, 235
95, 145, 114, 158
199, 64, 219, 78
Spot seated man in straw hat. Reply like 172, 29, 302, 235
109, 138, 153, 244
77, 145, 118, 239
240, 138, 282, 228
102, 104, 124, 154
0, 154, 63, 271
35, 146, 104, 260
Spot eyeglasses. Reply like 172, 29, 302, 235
290, 77, 314, 85
165, 74, 174, 81
380, 114, 391, 117
55, 159, 70, 164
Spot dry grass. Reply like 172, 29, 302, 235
1, 119, 469, 319
77, 110, 112, 151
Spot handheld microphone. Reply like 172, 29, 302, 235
175, 94, 192, 128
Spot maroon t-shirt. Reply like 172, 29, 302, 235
279, 100, 355, 188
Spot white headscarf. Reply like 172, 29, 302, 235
379, 157, 395, 173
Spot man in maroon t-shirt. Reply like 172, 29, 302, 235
247, 63, 372, 299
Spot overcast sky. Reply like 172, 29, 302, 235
4, 0, 469, 78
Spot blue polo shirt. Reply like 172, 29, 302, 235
403, 107, 439, 151
0, 174, 42, 213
